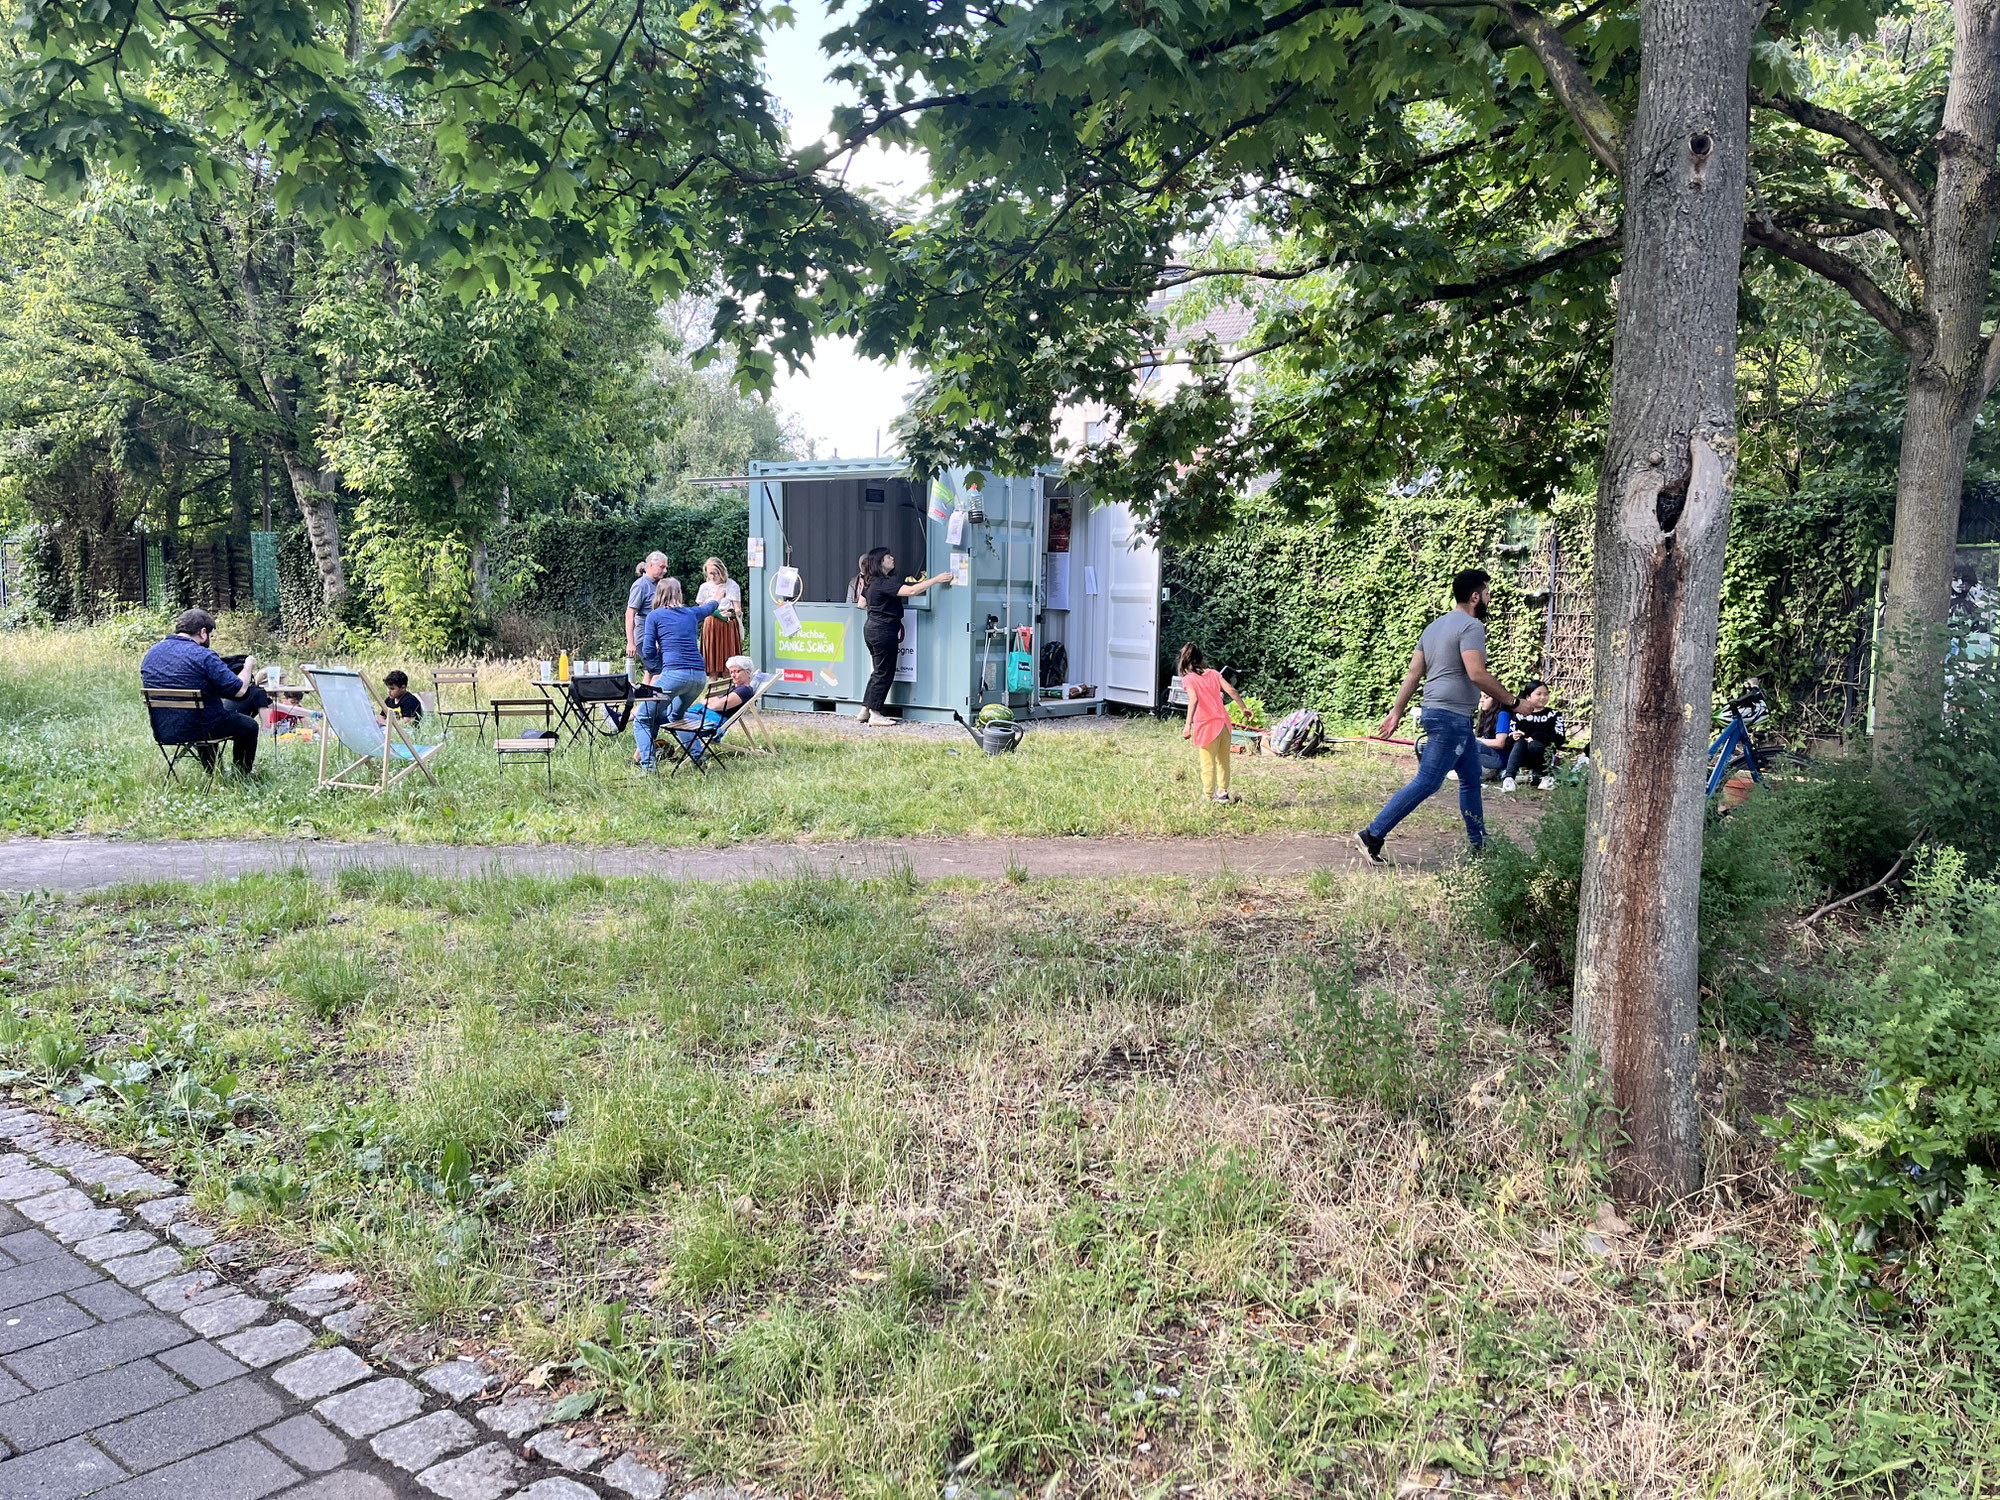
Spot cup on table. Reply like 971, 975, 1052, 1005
538, 660, 553, 682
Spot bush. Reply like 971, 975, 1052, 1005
1772, 858, 2000, 1357
1903, 649, 2000, 875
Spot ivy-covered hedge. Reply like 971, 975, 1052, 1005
1163, 493, 1589, 722
1164, 486, 1890, 733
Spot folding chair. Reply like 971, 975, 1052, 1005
562, 674, 638, 758
306, 666, 446, 794
141, 688, 234, 784
711, 672, 780, 756
492, 699, 558, 789
432, 667, 486, 741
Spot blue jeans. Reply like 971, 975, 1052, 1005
634, 669, 709, 769
1368, 708, 1485, 847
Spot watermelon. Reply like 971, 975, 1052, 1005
976, 703, 1015, 727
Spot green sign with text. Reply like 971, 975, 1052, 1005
775, 619, 847, 661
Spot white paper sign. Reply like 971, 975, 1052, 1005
951, 552, 971, 587
774, 601, 802, 637
947, 510, 967, 545
895, 616, 917, 683
1084, 565, 1099, 596
1044, 552, 1071, 611
747, 537, 765, 569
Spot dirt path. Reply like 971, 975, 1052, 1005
0, 826, 1496, 894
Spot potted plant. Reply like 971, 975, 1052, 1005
1229, 695, 1267, 754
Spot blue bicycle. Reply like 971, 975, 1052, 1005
1706, 682, 1803, 796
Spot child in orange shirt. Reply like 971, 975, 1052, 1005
1178, 643, 1245, 802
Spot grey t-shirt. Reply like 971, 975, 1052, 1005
1418, 610, 1488, 717
628, 575, 660, 615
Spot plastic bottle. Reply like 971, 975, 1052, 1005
557, 650, 571, 682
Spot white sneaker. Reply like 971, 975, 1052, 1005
867, 711, 897, 726
1502, 776, 1516, 792
1447, 770, 1458, 782
1538, 776, 1556, 790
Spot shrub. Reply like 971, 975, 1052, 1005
1902, 647, 2000, 875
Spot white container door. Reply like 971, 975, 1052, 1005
1101, 503, 1160, 707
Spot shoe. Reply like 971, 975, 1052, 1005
1355, 829, 1386, 864
1447, 770, 1458, 782
1502, 776, 1516, 792
1214, 792, 1237, 803
1538, 776, 1555, 790
867, 711, 898, 726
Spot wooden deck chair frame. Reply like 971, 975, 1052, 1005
432, 667, 486, 741
306, 666, 445, 794
141, 688, 235, 784
712, 672, 779, 755
491, 699, 557, 789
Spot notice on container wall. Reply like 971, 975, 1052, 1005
773, 601, 804, 639
947, 509, 967, 545
951, 552, 971, 588
747, 537, 765, 569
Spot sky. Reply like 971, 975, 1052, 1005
759, 0, 928, 459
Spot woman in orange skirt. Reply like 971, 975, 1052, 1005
696, 556, 743, 675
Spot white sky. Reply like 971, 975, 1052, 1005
760, 0, 928, 459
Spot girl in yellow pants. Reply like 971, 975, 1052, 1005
1178, 642, 1245, 803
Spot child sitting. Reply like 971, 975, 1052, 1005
380, 670, 424, 725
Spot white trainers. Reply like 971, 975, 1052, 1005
1446, 770, 1458, 782
866, 711, 898, 726
1538, 776, 1556, 790
1502, 776, 1516, 792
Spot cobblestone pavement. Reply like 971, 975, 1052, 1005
0, 1106, 681, 1500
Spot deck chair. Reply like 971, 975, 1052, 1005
306, 666, 445, 794
142, 688, 235, 784
712, 671, 779, 755
432, 667, 486, 741
492, 699, 557, 789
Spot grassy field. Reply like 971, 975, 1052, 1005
1, 864, 1988, 1497
0, 622, 1469, 847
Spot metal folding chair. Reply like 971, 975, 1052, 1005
432, 667, 486, 741
491, 699, 557, 789
141, 688, 234, 784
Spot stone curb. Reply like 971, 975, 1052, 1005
0, 1101, 695, 1500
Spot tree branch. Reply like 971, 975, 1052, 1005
1498, 0, 1623, 175
1748, 86, 1931, 229
1979, 320, 2000, 403
1744, 219, 1923, 352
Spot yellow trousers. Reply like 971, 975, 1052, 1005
1197, 733, 1231, 797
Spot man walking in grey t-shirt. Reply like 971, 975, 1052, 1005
1356, 568, 1520, 862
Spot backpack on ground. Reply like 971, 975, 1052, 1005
1269, 708, 1324, 758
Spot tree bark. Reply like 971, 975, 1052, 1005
281, 454, 351, 609
1571, 0, 1755, 1203
1873, 0, 2000, 758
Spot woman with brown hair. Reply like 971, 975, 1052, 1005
696, 557, 744, 675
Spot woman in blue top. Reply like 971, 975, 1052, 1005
635, 577, 725, 770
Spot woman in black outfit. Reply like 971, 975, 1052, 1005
855, 546, 951, 724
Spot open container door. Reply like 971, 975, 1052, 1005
1101, 502, 1161, 707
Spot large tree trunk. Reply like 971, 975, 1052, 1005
1571, 0, 1755, 1203
1874, 0, 2000, 759
281, 454, 351, 609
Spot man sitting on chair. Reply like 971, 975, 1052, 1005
141, 609, 264, 774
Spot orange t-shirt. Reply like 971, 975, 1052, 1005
1184, 669, 1232, 747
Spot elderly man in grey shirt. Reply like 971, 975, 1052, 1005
626, 552, 671, 663
1356, 568, 1520, 862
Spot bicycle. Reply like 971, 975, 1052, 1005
1705, 681, 1804, 796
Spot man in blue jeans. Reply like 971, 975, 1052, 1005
1356, 568, 1520, 862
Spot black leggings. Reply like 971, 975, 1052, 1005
863, 617, 900, 714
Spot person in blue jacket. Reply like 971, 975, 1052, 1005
636, 577, 730, 770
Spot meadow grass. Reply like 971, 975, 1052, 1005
0, 621, 1455, 846
1, 866, 1990, 1497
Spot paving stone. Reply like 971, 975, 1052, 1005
524, 1429, 603, 1471
0, 1116, 47, 1139
472, 1396, 546, 1440
4, 1312, 189, 1390
69, 1282, 147, 1321
321, 1303, 374, 1341
0, 1153, 34, 1175
30, 1145, 98, 1170
419, 1359, 494, 1403
314, 1378, 423, 1438
183, 1294, 270, 1339
0, 1359, 187, 1449
0, 1366, 29, 1403
251, 1266, 303, 1295
0, 1171, 67, 1203
371, 1410, 478, 1472
167, 1221, 216, 1249
283, 1274, 355, 1317
257, 1413, 349, 1473
0, 1433, 128, 1498
272, 1347, 372, 1401
15, 1190, 93, 1225
0, 1204, 33, 1237
93, 1376, 285, 1471
205, 1243, 247, 1268
45, 1207, 129, 1244
143, 1270, 227, 1312
0, 1249, 102, 1311
276, 1475, 398, 1500
132, 1198, 192, 1230
156, 1339, 249, 1388
75, 1231, 159, 1265
0, 1292, 98, 1355
598, 1455, 667, 1500
218, 1320, 314, 1369
414, 1442, 525, 1500
101, 1248, 184, 1287
87, 1435, 298, 1500
0, 1230, 60, 1264
69, 1156, 143, 1187
100, 1174, 176, 1203
516, 1480, 597, 1500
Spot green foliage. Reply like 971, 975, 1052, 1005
1902, 648, 2000, 875
1292, 950, 1467, 1115
1772, 861, 2000, 1358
